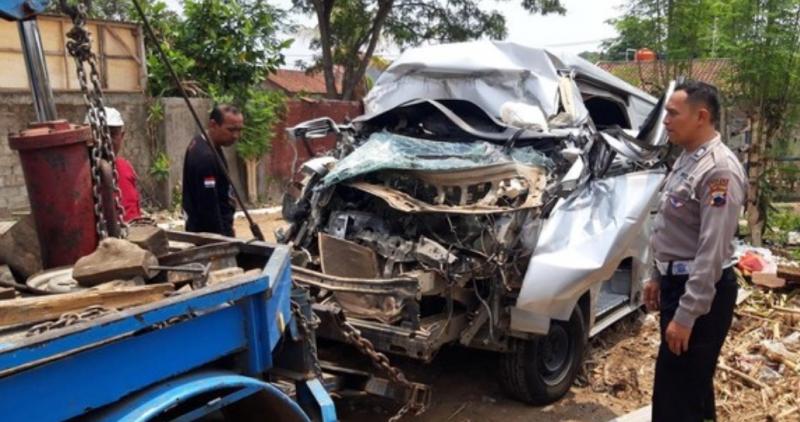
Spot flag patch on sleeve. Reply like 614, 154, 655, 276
204, 176, 216, 189
707, 178, 728, 207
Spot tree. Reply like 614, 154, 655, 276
724, 0, 800, 244
578, 51, 606, 63
605, 0, 800, 245
237, 89, 286, 203
178, 0, 290, 100
45, 0, 133, 20
602, 0, 729, 91
292, 0, 566, 100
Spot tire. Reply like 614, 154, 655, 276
499, 305, 587, 405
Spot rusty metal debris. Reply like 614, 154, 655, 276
331, 305, 432, 421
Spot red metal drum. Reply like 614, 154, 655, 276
9, 120, 98, 268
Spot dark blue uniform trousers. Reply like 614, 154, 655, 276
652, 266, 738, 422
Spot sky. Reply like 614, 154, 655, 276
165, 0, 626, 67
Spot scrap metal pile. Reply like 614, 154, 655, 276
0, 220, 260, 335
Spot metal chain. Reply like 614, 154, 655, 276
290, 301, 323, 379
332, 307, 431, 421
26, 305, 115, 337
64, 2, 127, 238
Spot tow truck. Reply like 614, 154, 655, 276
0, 1, 430, 420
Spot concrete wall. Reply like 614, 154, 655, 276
159, 97, 213, 208
0, 94, 353, 214
0, 92, 151, 214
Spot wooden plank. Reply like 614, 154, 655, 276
45, 54, 67, 90
37, 19, 63, 52
136, 26, 147, 93
59, 19, 70, 90
0, 284, 173, 326
105, 26, 141, 64
106, 58, 142, 91
0, 51, 27, 89
0, 20, 20, 49
0, 16, 143, 92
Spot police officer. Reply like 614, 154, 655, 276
645, 81, 746, 422
182, 104, 244, 237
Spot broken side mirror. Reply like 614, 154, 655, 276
286, 117, 340, 142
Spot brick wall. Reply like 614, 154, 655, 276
267, 98, 363, 181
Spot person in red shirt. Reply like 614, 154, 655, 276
86, 107, 142, 222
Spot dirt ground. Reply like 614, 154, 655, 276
333, 313, 653, 422
232, 210, 287, 242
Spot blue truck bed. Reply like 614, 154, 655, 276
0, 233, 335, 421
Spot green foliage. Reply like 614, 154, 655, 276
725, 0, 800, 243
124, 0, 288, 99
178, 0, 290, 99
764, 206, 800, 244
603, 0, 729, 63
578, 51, 605, 63
46, 0, 132, 20
149, 151, 171, 182
237, 89, 286, 160
171, 182, 183, 212
384, 0, 509, 46
604, 0, 800, 244
293, 0, 565, 99
147, 100, 164, 124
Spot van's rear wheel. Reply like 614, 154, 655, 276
499, 305, 587, 405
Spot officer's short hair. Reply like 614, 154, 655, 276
210, 103, 242, 124
675, 80, 721, 124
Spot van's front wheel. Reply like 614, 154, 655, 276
499, 305, 587, 405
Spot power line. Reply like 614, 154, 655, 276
543, 38, 614, 48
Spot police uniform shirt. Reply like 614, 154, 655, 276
650, 133, 746, 328
182, 135, 236, 236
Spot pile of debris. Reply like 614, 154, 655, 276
718, 281, 799, 420
578, 263, 800, 421
0, 217, 255, 336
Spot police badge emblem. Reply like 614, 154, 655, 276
707, 178, 729, 207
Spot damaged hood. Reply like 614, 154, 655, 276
365, 41, 656, 128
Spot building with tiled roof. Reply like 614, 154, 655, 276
264, 69, 341, 96
596, 59, 732, 94
264, 67, 369, 100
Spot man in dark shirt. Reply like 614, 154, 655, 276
182, 104, 244, 237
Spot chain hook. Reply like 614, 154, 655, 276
64, 1, 128, 239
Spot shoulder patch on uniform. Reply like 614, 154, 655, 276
693, 146, 707, 159
707, 178, 728, 207
204, 176, 216, 188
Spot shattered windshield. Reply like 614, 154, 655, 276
320, 131, 555, 189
